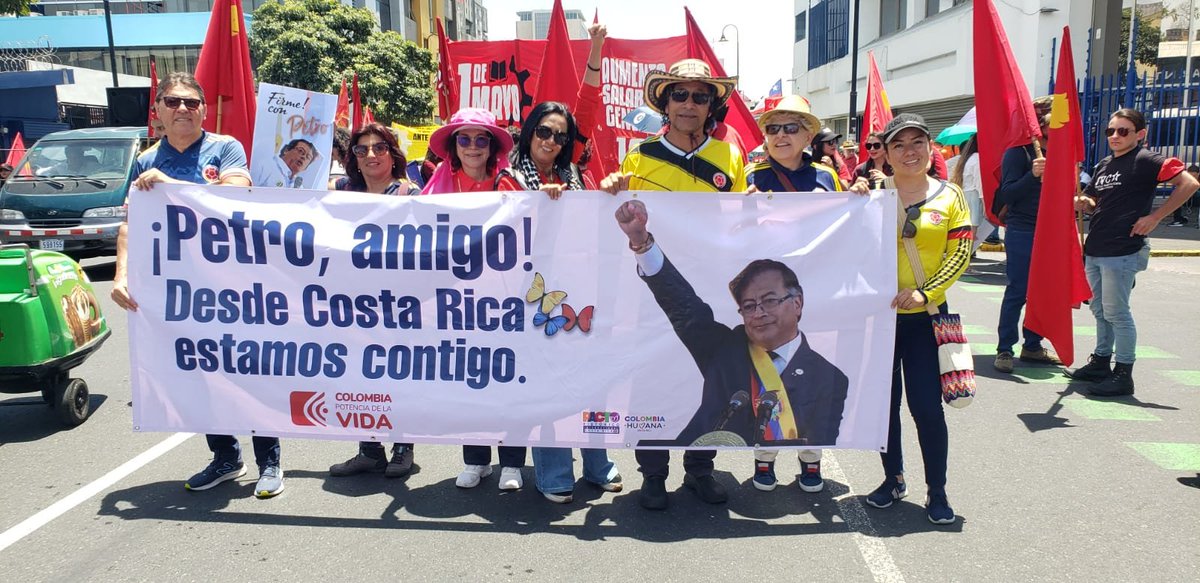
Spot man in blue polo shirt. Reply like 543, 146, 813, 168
110, 72, 283, 499
746, 96, 842, 193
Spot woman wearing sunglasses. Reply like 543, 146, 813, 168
745, 96, 841, 194
853, 133, 891, 189
857, 113, 972, 525
329, 123, 419, 196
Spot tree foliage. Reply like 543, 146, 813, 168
0, 0, 36, 16
1119, 7, 1163, 69
249, 0, 435, 125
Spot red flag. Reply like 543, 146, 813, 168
5, 132, 28, 176
973, 0, 1042, 225
858, 52, 893, 165
435, 18, 459, 121
148, 58, 159, 138
1025, 27, 1090, 367
334, 78, 349, 129
683, 8, 764, 154
363, 106, 376, 125
193, 0, 256, 157
532, 0, 580, 111
351, 72, 363, 132
593, 8, 598, 24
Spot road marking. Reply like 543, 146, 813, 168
1125, 442, 1200, 471
1160, 370, 1200, 387
1062, 399, 1161, 421
823, 453, 906, 583
0, 432, 192, 553
1136, 346, 1177, 359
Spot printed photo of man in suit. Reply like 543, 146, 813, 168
616, 199, 849, 448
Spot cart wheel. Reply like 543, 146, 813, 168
55, 378, 91, 426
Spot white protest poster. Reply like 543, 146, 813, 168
126, 187, 897, 452
249, 82, 336, 190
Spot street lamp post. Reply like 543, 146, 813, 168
718, 24, 740, 89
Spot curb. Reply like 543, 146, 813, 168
977, 243, 1200, 257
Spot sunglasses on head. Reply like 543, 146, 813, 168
351, 143, 390, 157
533, 125, 570, 146
902, 206, 921, 239
865, 142, 884, 150
765, 123, 804, 135
455, 134, 492, 149
159, 96, 203, 110
669, 89, 714, 106
1104, 127, 1133, 137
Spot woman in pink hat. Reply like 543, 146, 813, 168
421, 108, 520, 195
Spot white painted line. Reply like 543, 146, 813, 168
0, 432, 193, 553
823, 452, 907, 583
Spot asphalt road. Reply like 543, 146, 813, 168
1, 251, 1197, 582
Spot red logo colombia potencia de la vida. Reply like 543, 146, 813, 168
290, 391, 328, 427
290, 391, 395, 430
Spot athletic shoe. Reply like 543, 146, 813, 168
993, 351, 1014, 373
865, 478, 907, 509
925, 492, 956, 524
385, 445, 414, 478
594, 473, 623, 493
542, 490, 573, 504
1168, 219, 1187, 227
329, 453, 386, 477
498, 466, 523, 490
455, 464, 493, 488
752, 461, 777, 491
798, 460, 824, 493
1019, 347, 1062, 364
255, 465, 285, 499
185, 460, 246, 491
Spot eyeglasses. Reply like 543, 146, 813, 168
351, 143, 390, 157
533, 125, 570, 146
737, 293, 796, 315
902, 205, 921, 239
764, 123, 803, 135
669, 89, 714, 106
456, 134, 493, 149
159, 96, 203, 110
1104, 127, 1132, 137
865, 142, 884, 150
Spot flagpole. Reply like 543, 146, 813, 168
216, 98, 223, 134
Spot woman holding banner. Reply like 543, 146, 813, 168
852, 114, 971, 525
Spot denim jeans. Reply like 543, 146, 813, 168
207, 434, 279, 471
996, 227, 1044, 353
462, 445, 526, 467
881, 309, 949, 494
1085, 245, 1150, 364
532, 447, 618, 494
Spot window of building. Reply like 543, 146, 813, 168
925, 0, 939, 18
795, 11, 807, 42
1163, 28, 1186, 42
808, 0, 849, 70
880, 0, 907, 37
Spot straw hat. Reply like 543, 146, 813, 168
757, 95, 822, 135
643, 59, 738, 114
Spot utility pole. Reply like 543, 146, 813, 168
848, 0, 862, 139
103, 0, 119, 87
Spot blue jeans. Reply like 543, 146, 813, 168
207, 434, 279, 471
881, 309, 949, 494
1085, 246, 1150, 364
532, 447, 618, 494
997, 227, 1044, 353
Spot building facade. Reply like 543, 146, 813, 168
514, 8, 587, 40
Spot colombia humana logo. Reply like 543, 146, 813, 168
289, 391, 394, 430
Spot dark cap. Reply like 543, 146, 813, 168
881, 113, 930, 144
812, 127, 842, 145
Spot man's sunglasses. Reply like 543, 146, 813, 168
765, 123, 804, 135
351, 143, 390, 157
159, 96, 203, 110
902, 205, 921, 239
533, 125, 570, 146
456, 134, 493, 149
669, 89, 714, 106
865, 142, 884, 150
1104, 127, 1133, 137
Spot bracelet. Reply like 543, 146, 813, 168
587, 63, 601, 72
629, 232, 654, 254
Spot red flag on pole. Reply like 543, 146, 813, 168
1025, 27, 1090, 367
193, 0, 256, 157
435, 18, 459, 121
973, 0, 1042, 226
593, 8, 598, 24
147, 58, 159, 138
5, 132, 28, 176
683, 8, 763, 154
363, 106, 376, 125
334, 78, 349, 129
532, 0, 580, 111
351, 72, 363, 132
858, 52, 893, 165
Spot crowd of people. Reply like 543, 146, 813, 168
108, 20, 1200, 523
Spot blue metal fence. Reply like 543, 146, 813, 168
1079, 72, 1200, 173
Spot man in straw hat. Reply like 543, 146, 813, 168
600, 58, 748, 511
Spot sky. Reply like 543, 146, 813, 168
484, 0, 795, 104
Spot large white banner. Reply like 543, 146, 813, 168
127, 186, 897, 451
249, 82, 336, 190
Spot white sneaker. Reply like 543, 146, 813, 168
456, 464, 493, 488
498, 466, 523, 490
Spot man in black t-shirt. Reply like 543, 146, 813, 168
1069, 108, 1199, 396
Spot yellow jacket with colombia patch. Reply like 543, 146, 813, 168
898, 181, 973, 314
619, 135, 747, 192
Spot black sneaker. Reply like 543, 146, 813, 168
798, 460, 824, 493
1067, 353, 1111, 382
1168, 219, 1187, 227
1088, 362, 1134, 396
752, 461, 777, 491
385, 445, 414, 478
185, 460, 246, 491
865, 477, 907, 509
329, 452, 387, 477
683, 474, 728, 504
925, 492, 956, 524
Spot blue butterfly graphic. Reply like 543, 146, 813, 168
533, 311, 570, 336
